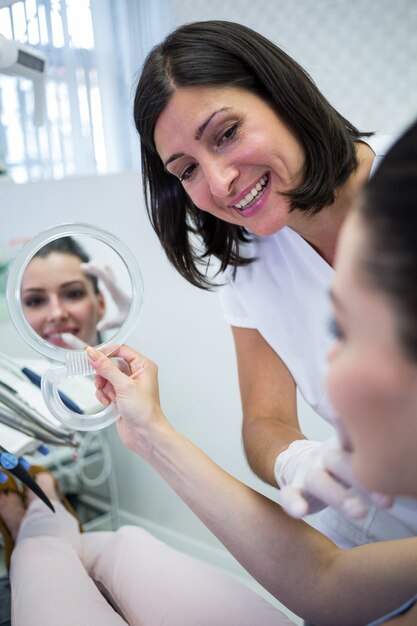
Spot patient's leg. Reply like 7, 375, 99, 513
80, 525, 295, 626
10, 475, 127, 626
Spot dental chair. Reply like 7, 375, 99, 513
0, 351, 119, 623
0, 352, 79, 626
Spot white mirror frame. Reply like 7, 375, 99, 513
7, 222, 144, 430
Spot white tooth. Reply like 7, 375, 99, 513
234, 175, 268, 210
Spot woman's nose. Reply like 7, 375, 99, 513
205, 159, 239, 198
47, 297, 68, 321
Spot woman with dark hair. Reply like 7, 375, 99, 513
22, 236, 106, 348
82, 118, 417, 624
21, 236, 130, 349
33, 237, 101, 295
327, 118, 417, 497
133, 20, 413, 546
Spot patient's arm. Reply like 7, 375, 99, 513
135, 425, 417, 626
87, 345, 417, 626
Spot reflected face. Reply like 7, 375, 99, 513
21, 252, 106, 348
326, 212, 417, 497
154, 85, 305, 237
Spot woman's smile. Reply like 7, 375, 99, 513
155, 85, 305, 236
230, 172, 271, 218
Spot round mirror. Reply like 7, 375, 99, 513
19, 234, 132, 351
7, 223, 143, 430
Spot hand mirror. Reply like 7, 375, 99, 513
7, 223, 143, 431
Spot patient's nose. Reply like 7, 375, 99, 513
47, 296, 68, 321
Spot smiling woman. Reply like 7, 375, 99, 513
21, 237, 105, 348
132, 19, 417, 553
153, 85, 304, 236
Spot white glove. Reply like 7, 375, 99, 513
274, 437, 393, 519
81, 262, 131, 332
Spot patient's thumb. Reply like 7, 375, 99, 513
86, 347, 125, 388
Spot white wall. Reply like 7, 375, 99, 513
173, 0, 417, 137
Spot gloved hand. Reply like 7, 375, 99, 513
274, 436, 393, 519
81, 262, 131, 332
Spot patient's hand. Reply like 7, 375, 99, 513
85, 345, 168, 457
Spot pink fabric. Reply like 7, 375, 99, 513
10, 500, 295, 625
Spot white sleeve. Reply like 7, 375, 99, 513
217, 280, 257, 329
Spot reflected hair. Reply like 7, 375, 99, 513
34, 236, 99, 294
358, 119, 417, 362
134, 20, 372, 289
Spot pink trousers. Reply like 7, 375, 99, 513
10, 499, 295, 625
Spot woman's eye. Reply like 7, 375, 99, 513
328, 316, 345, 340
64, 288, 86, 301
179, 163, 198, 182
218, 123, 238, 145
23, 296, 45, 308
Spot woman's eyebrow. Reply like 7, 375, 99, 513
22, 280, 85, 294
60, 280, 85, 288
163, 107, 231, 168
194, 107, 231, 140
22, 287, 44, 294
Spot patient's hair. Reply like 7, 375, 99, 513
134, 19, 372, 289
34, 236, 99, 294
359, 119, 417, 362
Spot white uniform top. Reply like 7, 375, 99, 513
219, 135, 417, 547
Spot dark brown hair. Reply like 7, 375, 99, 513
134, 20, 371, 289
35, 236, 99, 294
359, 119, 417, 362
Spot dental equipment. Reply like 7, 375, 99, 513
0, 380, 78, 448
0, 445, 54, 511
0, 34, 47, 126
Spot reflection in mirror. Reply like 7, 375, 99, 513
20, 235, 132, 350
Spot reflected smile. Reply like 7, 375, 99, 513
44, 327, 79, 341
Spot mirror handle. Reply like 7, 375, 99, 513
41, 360, 124, 431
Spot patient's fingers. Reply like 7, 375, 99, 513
96, 387, 111, 406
